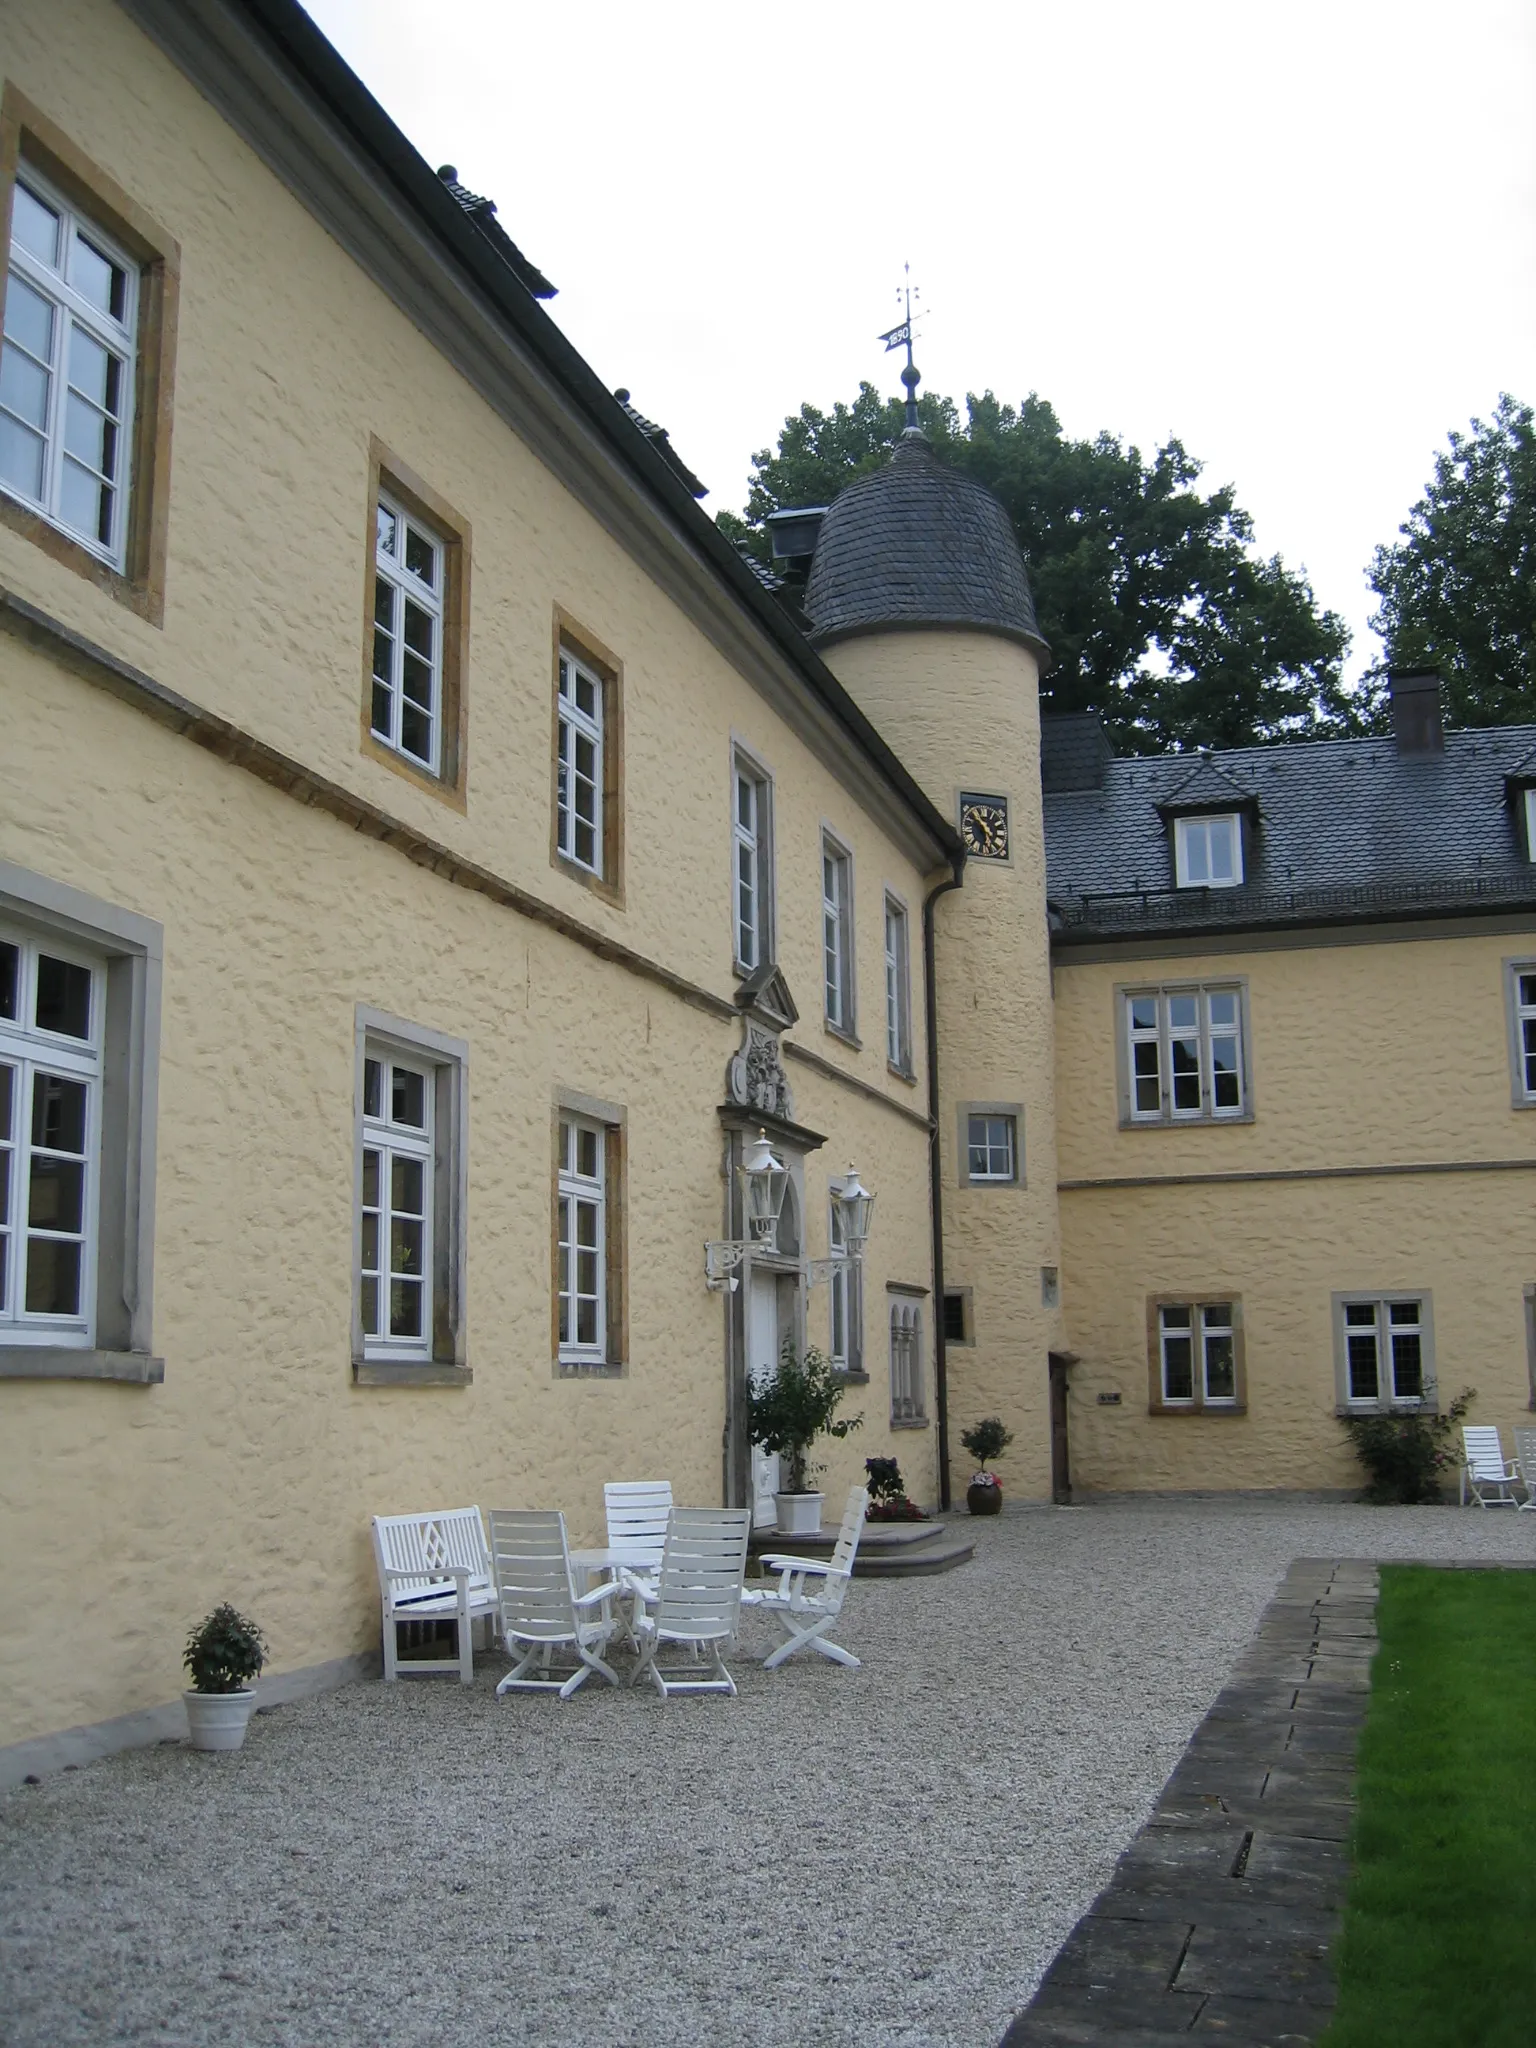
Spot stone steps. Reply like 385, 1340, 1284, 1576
749, 1516, 975, 1578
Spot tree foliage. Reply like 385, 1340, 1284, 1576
720, 383, 1356, 753
1370, 395, 1536, 728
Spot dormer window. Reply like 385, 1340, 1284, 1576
1524, 788, 1536, 863
1174, 813, 1243, 889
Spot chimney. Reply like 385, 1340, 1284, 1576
1041, 710, 1114, 791
1388, 669, 1444, 754
764, 506, 827, 588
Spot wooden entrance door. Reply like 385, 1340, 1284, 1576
1048, 1352, 1072, 1505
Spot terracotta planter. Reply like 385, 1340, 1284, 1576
183, 1689, 257, 1752
774, 1490, 824, 1535
966, 1481, 1003, 1516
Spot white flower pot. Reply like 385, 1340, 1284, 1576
184, 1689, 257, 1752
774, 1490, 824, 1536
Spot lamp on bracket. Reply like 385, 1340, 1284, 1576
704, 1129, 790, 1291
805, 1165, 877, 1290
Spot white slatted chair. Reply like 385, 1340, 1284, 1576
1460, 1425, 1521, 1507
631, 1507, 752, 1698
371, 1506, 498, 1683
742, 1485, 869, 1671
489, 1509, 621, 1700
1513, 1427, 1536, 1511
603, 1479, 673, 1603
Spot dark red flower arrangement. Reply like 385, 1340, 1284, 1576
864, 1455, 929, 1522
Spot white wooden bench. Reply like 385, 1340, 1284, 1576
371, 1506, 498, 1682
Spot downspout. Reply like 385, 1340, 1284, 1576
923, 852, 965, 1510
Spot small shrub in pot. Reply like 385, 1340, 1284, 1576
183, 1605, 267, 1752
961, 1416, 1013, 1515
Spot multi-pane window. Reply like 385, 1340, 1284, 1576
733, 761, 771, 969
1513, 967, 1536, 1100
1, 167, 137, 567
890, 1301, 925, 1422
967, 1113, 1016, 1183
0, 930, 101, 1343
828, 1197, 862, 1374
556, 652, 604, 875
1158, 1302, 1236, 1407
557, 1116, 606, 1367
1342, 1298, 1426, 1407
1174, 813, 1243, 888
359, 1049, 434, 1360
884, 896, 911, 1072
822, 837, 853, 1032
1126, 986, 1245, 1124
372, 495, 444, 773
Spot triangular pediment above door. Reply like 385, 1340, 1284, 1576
735, 961, 799, 1032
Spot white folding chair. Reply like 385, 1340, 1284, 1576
742, 1485, 868, 1671
488, 1509, 620, 1699
1460, 1425, 1521, 1507
1513, 1427, 1536, 1512
631, 1508, 751, 1697
603, 1479, 673, 1600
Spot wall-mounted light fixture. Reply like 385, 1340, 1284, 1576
705, 1130, 790, 1290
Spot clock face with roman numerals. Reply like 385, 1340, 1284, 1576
959, 792, 1010, 860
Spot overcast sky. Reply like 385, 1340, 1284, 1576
304, 0, 1535, 687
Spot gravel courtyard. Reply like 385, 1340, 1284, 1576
3, 1497, 1531, 2048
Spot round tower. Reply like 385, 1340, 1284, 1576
805, 427, 1067, 1503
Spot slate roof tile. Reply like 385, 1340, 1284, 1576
1043, 726, 1536, 939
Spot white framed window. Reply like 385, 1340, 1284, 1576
884, 895, 912, 1073
1157, 1302, 1237, 1407
1505, 960, 1536, 1105
1125, 984, 1246, 1124
1174, 813, 1243, 888
556, 651, 604, 875
1336, 1295, 1430, 1411
1, 164, 138, 568
890, 1299, 925, 1422
0, 927, 102, 1346
371, 494, 445, 773
966, 1112, 1016, 1184
828, 1196, 862, 1374
359, 1048, 434, 1362
822, 835, 854, 1034
353, 1008, 467, 1384
732, 757, 771, 970
1524, 789, 1536, 862
557, 1115, 606, 1368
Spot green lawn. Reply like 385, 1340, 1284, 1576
1323, 1566, 1536, 2047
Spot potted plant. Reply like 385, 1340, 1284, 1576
748, 1337, 862, 1534
961, 1417, 1013, 1515
864, 1455, 929, 1522
183, 1604, 268, 1752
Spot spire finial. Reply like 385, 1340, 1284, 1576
878, 265, 924, 434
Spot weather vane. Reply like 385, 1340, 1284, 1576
878, 264, 924, 432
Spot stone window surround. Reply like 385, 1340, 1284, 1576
351, 1005, 469, 1387
0, 86, 179, 626
883, 884, 915, 1081
820, 823, 858, 1048
0, 861, 162, 1384
551, 1086, 627, 1379
1114, 978, 1255, 1130
956, 1101, 1024, 1189
887, 1280, 930, 1429
1501, 956, 1536, 1109
360, 439, 471, 808
1145, 1293, 1248, 1416
549, 607, 624, 907
1330, 1289, 1436, 1416
729, 735, 776, 976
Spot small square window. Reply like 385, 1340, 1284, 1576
1174, 813, 1243, 889
964, 1112, 1018, 1185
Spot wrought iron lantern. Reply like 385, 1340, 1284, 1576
705, 1129, 790, 1290
833, 1165, 875, 1257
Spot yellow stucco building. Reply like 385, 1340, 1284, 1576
2, 0, 1532, 1775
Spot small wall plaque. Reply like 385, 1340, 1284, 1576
1097, 1391, 1123, 1406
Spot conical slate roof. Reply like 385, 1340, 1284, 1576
804, 434, 1049, 661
